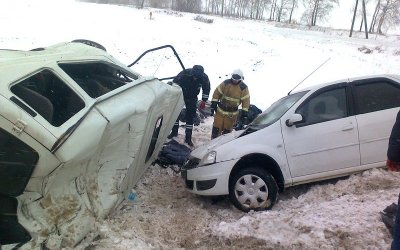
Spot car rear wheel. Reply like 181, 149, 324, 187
229, 167, 278, 212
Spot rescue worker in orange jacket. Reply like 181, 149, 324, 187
210, 69, 250, 139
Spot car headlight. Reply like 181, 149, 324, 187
200, 151, 217, 166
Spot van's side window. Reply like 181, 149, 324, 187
297, 87, 347, 126
59, 62, 138, 98
354, 81, 400, 115
11, 70, 85, 127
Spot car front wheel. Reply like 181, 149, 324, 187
229, 167, 278, 212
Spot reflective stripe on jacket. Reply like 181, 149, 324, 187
212, 79, 250, 114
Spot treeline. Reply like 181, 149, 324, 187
77, 0, 400, 34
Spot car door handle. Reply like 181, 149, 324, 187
342, 124, 354, 131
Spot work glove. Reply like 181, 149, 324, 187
199, 100, 206, 110
210, 101, 218, 116
235, 123, 244, 130
387, 159, 400, 172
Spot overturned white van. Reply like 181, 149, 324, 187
0, 41, 184, 248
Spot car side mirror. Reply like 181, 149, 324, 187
285, 113, 303, 127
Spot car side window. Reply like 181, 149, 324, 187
297, 87, 347, 126
11, 70, 85, 127
59, 62, 138, 98
354, 81, 400, 115
0, 128, 39, 197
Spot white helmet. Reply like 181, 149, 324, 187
231, 69, 244, 81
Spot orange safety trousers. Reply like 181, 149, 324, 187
212, 110, 238, 137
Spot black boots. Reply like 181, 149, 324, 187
168, 124, 193, 146
167, 124, 179, 139
185, 136, 193, 147
211, 127, 219, 139
185, 127, 194, 146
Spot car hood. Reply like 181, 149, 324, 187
191, 130, 243, 159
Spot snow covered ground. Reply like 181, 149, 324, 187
68, 117, 400, 249
76, 119, 400, 250
1, 0, 400, 249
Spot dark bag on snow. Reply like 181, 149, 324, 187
247, 104, 262, 122
154, 139, 191, 168
234, 104, 262, 130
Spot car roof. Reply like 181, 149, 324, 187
0, 42, 126, 86
292, 74, 400, 94
0, 42, 110, 63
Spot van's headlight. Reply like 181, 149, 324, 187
200, 151, 217, 166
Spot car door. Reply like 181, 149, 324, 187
4, 68, 88, 151
282, 84, 360, 178
352, 78, 400, 165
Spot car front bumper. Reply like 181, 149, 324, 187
181, 158, 237, 196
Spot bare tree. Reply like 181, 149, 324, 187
148, 0, 170, 8
288, 0, 299, 23
255, 0, 271, 20
375, 0, 400, 34
275, 0, 295, 22
302, 0, 339, 26
369, 0, 381, 32
270, 0, 277, 20
349, 0, 371, 31
173, 0, 202, 13
208, 0, 221, 14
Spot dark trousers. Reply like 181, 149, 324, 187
392, 193, 400, 250
184, 98, 197, 126
171, 98, 196, 136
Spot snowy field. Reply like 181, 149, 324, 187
76, 119, 400, 250
1, 0, 400, 249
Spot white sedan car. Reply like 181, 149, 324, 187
182, 75, 400, 212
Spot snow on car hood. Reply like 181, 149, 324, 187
191, 130, 242, 160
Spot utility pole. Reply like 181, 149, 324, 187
350, 0, 368, 39
362, 0, 368, 38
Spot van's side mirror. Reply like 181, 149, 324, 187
285, 114, 303, 127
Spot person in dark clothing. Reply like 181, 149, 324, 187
387, 110, 400, 250
168, 65, 210, 146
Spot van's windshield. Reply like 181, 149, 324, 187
249, 91, 307, 130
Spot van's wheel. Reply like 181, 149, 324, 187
229, 167, 278, 212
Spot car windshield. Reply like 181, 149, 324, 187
249, 91, 307, 129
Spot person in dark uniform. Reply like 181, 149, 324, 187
168, 65, 210, 146
387, 110, 400, 250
